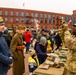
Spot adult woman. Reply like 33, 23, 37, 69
35, 36, 52, 64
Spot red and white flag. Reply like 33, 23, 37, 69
68, 20, 72, 25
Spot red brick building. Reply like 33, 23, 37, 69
0, 7, 76, 28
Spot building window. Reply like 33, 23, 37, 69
47, 14, 51, 24
25, 18, 29, 24
10, 11, 13, 16
61, 16, 65, 20
51, 14, 55, 24
44, 19, 47, 24
40, 19, 43, 23
72, 18, 75, 24
21, 12, 24, 16
47, 19, 51, 24
31, 13, 34, 17
0, 10, 2, 15
40, 14, 43, 18
10, 18, 13, 22
48, 14, 51, 18
21, 18, 24, 22
16, 18, 18, 22
25, 12, 29, 16
5, 18, 8, 22
56, 15, 59, 25
16, 12, 19, 16
65, 16, 69, 23
5, 11, 8, 16
44, 14, 47, 18
35, 13, 38, 18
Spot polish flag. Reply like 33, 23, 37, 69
68, 20, 72, 25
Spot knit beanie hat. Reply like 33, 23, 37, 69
40, 36, 47, 43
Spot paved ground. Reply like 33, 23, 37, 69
7, 53, 30, 75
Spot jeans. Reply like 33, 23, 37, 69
26, 42, 30, 52
0, 73, 7, 75
28, 65, 37, 72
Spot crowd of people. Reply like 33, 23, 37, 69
0, 16, 76, 75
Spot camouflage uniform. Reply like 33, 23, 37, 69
58, 24, 71, 48
60, 24, 76, 75
63, 24, 76, 75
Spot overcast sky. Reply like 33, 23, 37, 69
0, 0, 76, 15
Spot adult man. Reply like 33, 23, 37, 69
10, 25, 25, 75
61, 23, 76, 75
0, 16, 13, 75
2, 26, 11, 49
63, 24, 76, 75
37, 29, 49, 41
59, 23, 71, 48
63, 33, 76, 75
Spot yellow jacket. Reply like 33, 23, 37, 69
28, 57, 39, 67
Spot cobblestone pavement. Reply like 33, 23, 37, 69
7, 53, 30, 75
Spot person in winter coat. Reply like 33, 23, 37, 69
0, 16, 13, 75
23, 29, 32, 53
35, 36, 52, 64
10, 25, 25, 75
49, 30, 56, 50
37, 29, 49, 41
2, 28, 12, 49
63, 24, 76, 75
61, 23, 72, 75
54, 32, 62, 50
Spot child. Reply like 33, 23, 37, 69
28, 50, 39, 75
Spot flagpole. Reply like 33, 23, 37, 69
23, 3, 25, 9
